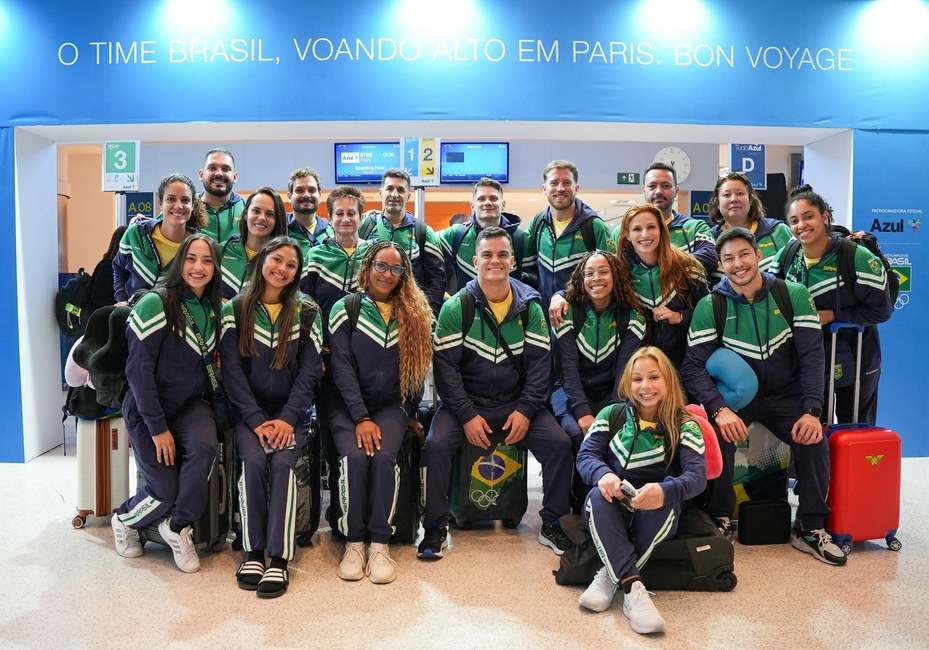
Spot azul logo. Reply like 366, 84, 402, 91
870, 218, 903, 233
865, 454, 885, 466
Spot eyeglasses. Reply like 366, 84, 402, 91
583, 269, 612, 279
373, 260, 406, 277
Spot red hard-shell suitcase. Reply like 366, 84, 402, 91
824, 322, 902, 554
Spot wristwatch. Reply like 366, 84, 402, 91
802, 407, 822, 418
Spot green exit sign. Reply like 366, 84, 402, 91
617, 172, 641, 185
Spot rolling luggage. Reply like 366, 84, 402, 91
72, 416, 130, 528
824, 322, 902, 554
139, 429, 231, 553
449, 432, 528, 529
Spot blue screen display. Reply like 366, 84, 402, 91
440, 142, 509, 184
334, 142, 401, 184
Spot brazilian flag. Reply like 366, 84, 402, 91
468, 445, 525, 511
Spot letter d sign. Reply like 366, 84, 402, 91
741, 157, 755, 173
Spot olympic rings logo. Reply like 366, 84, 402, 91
470, 488, 499, 510
895, 293, 910, 311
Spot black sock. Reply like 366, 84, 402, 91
247, 550, 264, 563
169, 519, 186, 534
621, 577, 642, 594
269, 556, 287, 570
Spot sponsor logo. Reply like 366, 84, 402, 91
869, 218, 903, 233
865, 454, 885, 466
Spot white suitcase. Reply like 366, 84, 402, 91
72, 417, 130, 528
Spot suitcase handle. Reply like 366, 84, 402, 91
826, 322, 864, 424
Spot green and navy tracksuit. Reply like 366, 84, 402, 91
360, 211, 446, 316
773, 235, 892, 424
112, 217, 196, 302
611, 210, 718, 279
219, 297, 324, 560
710, 217, 793, 282
287, 213, 334, 261
326, 293, 422, 543
552, 300, 647, 439
681, 273, 831, 528
299, 237, 372, 336
423, 278, 572, 527
115, 290, 219, 530
201, 192, 245, 248
577, 403, 706, 584
525, 199, 611, 309
438, 212, 534, 293
219, 235, 255, 299
625, 250, 708, 368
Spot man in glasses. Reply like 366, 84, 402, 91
358, 169, 446, 316
418, 227, 574, 560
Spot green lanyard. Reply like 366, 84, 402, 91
180, 302, 220, 393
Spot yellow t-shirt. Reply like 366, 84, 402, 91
375, 300, 392, 323
263, 302, 282, 324
488, 289, 513, 324
552, 217, 571, 239
804, 256, 821, 269
722, 221, 758, 233
638, 418, 658, 431
343, 246, 356, 257
151, 224, 182, 268
246, 246, 259, 261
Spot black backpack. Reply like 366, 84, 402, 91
776, 225, 899, 305
711, 279, 794, 346
56, 268, 95, 337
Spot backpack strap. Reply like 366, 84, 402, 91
580, 218, 597, 252
570, 302, 586, 337
608, 402, 629, 436
450, 223, 472, 263
712, 292, 728, 347
458, 289, 475, 338
358, 214, 377, 240
414, 218, 427, 255
344, 292, 363, 332
776, 239, 802, 279
835, 237, 859, 296
512, 228, 525, 272
298, 298, 319, 353
768, 278, 794, 336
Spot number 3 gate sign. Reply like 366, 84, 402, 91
402, 136, 440, 186
102, 140, 141, 192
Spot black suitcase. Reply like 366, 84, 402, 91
737, 499, 791, 545
139, 429, 231, 553
639, 507, 737, 592
449, 432, 528, 529
231, 418, 321, 550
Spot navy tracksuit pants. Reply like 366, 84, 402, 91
421, 402, 573, 528
583, 487, 681, 584
328, 399, 407, 544
117, 398, 218, 529
705, 394, 831, 530
235, 418, 308, 560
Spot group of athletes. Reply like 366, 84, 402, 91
103, 149, 891, 635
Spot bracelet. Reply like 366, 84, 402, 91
712, 406, 727, 420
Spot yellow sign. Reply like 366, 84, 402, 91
419, 137, 438, 183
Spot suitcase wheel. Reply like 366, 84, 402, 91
840, 543, 852, 556
296, 532, 314, 547
719, 571, 738, 592
71, 514, 87, 529
886, 536, 902, 552
502, 519, 519, 530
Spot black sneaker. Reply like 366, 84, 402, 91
538, 522, 572, 556
417, 526, 448, 560
791, 525, 847, 566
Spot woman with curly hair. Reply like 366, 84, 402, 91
708, 172, 793, 278
616, 204, 708, 368
113, 174, 207, 303
326, 241, 433, 584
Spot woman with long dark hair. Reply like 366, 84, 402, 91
89, 225, 127, 310
327, 241, 433, 584
616, 204, 708, 368
220, 186, 289, 298
220, 236, 323, 598
111, 233, 223, 574
113, 174, 206, 302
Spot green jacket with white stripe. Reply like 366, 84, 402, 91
219, 235, 254, 299
201, 192, 245, 248
433, 278, 551, 424
300, 237, 372, 335
681, 273, 825, 417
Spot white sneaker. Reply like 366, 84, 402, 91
578, 567, 617, 612
157, 518, 200, 573
338, 542, 366, 581
111, 514, 143, 558
366, 543, 398, 584
622, 581, 666, 634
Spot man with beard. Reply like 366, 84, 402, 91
681, 228, 845, 566
358, 169, 445, 316
287, 168, 333, 261
439, 177, 534, 293
198, 148, 245, 247
525, 160, 610, 310
613, 162, 717, 277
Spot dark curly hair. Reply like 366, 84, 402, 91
564, 250, 642, 315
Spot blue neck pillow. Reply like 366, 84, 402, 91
706, 347, 758, 412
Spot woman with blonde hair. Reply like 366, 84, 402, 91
326, 241, 433, 584
616, 204, 708, 368
576, 346, 707, 635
